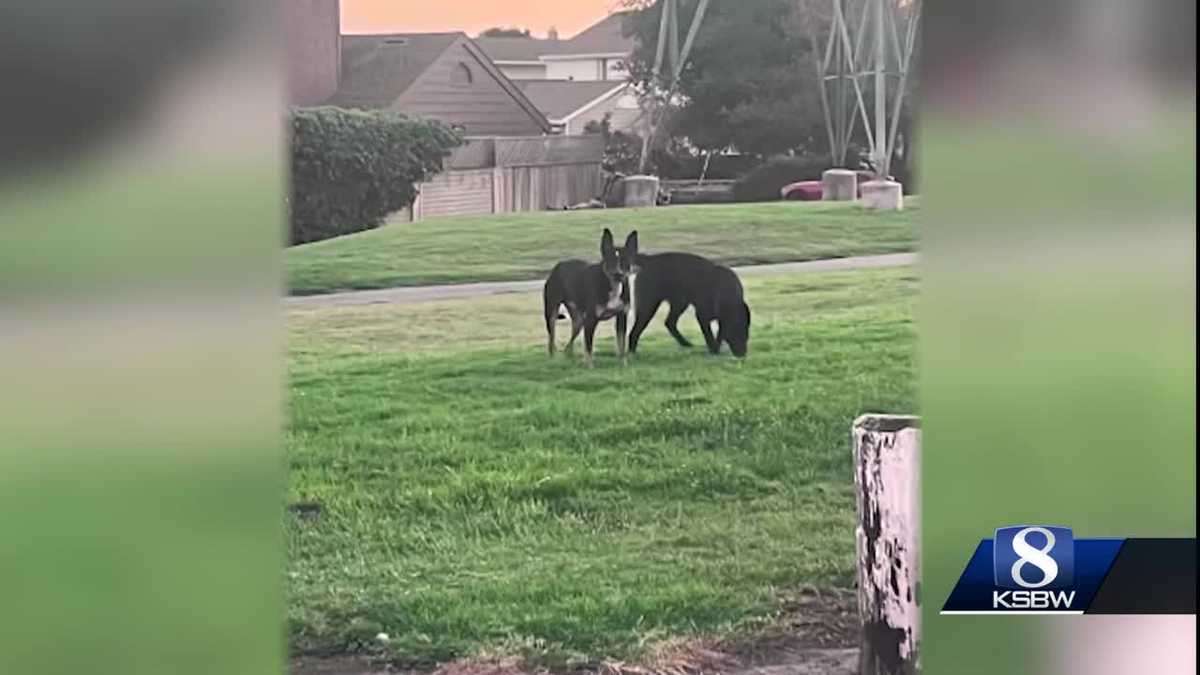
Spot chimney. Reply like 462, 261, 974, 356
547, 26, 559, 40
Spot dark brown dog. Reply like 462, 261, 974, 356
627, 252, 751, 357
543, 229, 639, 365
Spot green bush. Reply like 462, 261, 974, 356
289, 107, 462, 245
731, 155, 839, 203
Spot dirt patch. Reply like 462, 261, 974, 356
722, 587, 859, 661
291, 588, 860, 675
599, 639, 741, 675
292, 655, 395, 675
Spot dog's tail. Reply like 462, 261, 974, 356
543, 274, 567, 325
544, 272, 568, 354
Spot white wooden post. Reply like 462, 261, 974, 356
411, 188, 423, 222
492, 166, 504, 215
853, 414, 920, 675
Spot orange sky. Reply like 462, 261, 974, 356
341, 0, 625, 38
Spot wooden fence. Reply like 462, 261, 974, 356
406, 136, 604, 221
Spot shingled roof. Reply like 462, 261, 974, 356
517, 80, 626, 121
563, 12, 635, 54
476, 36, 562, 62
329, 33, 460, 108
326, 32, 551, 133
477, 12, 636, 64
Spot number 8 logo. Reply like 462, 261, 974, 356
1010, 526, 1059, 589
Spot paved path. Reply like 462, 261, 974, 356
286, 252, 917, 310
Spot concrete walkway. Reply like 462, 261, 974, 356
286, 252, 917, 310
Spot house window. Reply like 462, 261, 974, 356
451, 62, 473, 86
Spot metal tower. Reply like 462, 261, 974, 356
808, 0, 920, 179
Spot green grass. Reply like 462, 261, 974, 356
287, 266, 917, 667
285, 200, 919, 295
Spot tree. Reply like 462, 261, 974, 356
584, 115, 642, 176
478, 27, 532, 38
621, 0, 827, 158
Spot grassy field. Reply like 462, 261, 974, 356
286, 266, 917, 668
285, 201, 919, 295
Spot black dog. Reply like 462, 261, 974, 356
543, 229, 639, 365
628, 252, 751, 357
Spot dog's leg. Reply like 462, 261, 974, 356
665, 302, 693, 348
628, 299, 660, 354
615, 310, 628, 364
696, 314, 721, 354
583, 319, 598, 367
544, 281, 561, 356
564, 309, 584, 353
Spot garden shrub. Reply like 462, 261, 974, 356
289, 107, 462, 245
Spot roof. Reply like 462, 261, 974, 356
565, 12, 636, 55
517, 80, 626, 121
476, 12, 635, 64
327, 32, 551, 133
476, 37, 562, 62
329, 33, 460, 108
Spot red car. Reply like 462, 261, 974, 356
781, 171, 876, 201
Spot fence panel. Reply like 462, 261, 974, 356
495, 135, 603, 168
417, 168, 494, 219
444, 137, 496, 171
412, 136, 604, 220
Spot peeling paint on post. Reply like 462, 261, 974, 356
853, 414, 920, 675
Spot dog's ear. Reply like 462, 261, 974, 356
742, 302, 752, 328
600, 228, 615, 259
624, 230, 639, 257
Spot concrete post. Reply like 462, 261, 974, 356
860, 180, 904, 210
823, 169, 859, 201
853, 414, 920, 675
623, 175, 660, 208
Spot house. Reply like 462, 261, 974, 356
477, 12, 636, 83
475, 13, 643, 136
517, 80, 641, 136
472, 36, 553, 82
285, 0, 341, 105
328, 33, 551, 136
539, 12, 636, 82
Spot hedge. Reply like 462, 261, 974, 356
289, 107, 463, 245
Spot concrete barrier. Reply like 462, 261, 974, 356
822, 169, 858, 201
861, 180, 904, 210
623, 175, 660, 208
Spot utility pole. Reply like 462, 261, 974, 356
872, 0, 888, 179
637, 0, 709, 175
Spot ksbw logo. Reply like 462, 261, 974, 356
992, 526, 1076, 610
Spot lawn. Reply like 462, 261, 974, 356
285, 200, 919, 295
286, 266, 918, 668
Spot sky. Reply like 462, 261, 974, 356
341, 0, 625, 38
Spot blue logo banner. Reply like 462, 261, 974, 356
942, 526, 1124, 614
